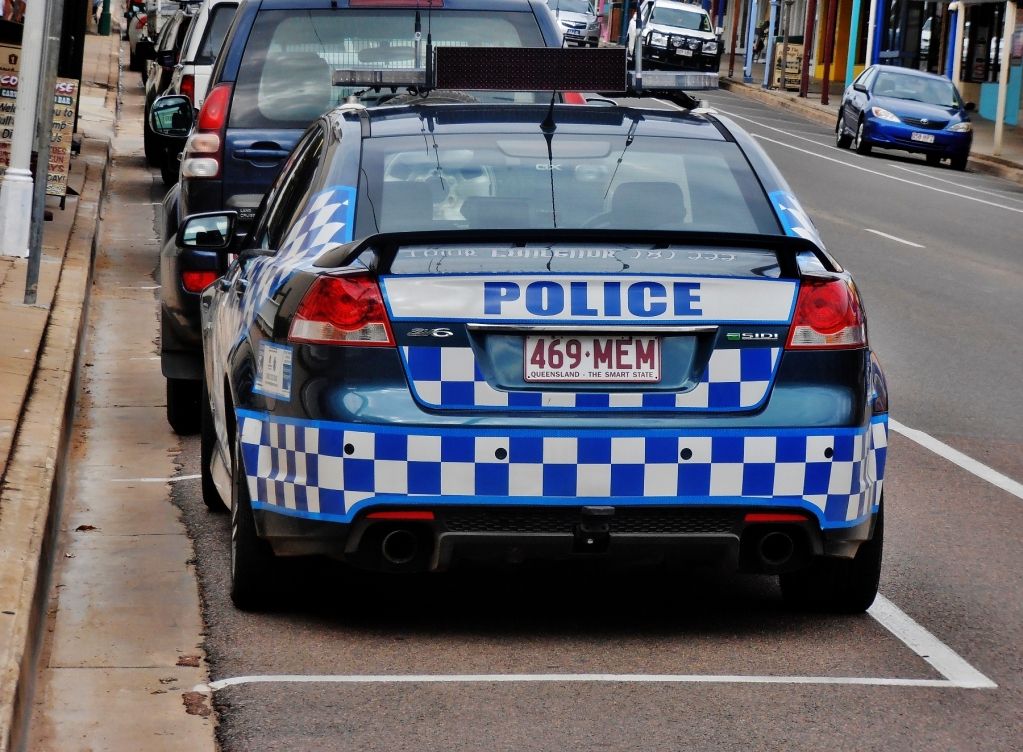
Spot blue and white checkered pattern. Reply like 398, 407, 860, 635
239, 411, 888, 527
400, 346, 781, 411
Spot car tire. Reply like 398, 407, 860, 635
143, 112, 161, 167
780, 500, 884, 614
854, 119, 871, 155
200, 382, 226, 512
129, 47, 141, 72
166, 377, 201, 435
230, 438, 276, 611
835, 110, 852, 148
950, 154, 968, 171
926, 153, 942, 166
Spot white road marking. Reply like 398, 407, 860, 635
111, 474, 201, 483
128, 356, 160, 361
195, 593, 996, 694
863, 228, 925, 248
890, 165, 1023, 205
890, 419, 1023, 501
750, 134, 1023, 215
868, 594, 996, 689
118, 285, 161, 290
710, 107, 840, 149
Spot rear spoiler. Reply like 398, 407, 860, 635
313, 229, 840, 277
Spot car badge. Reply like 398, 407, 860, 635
921, 119, 929, 125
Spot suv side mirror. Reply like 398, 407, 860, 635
853, 82, 868, 93
964, 101, 976, 111
149, 95, 194, 138
177, 212, 239, 252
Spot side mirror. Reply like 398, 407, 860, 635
155, 49, 177, 69
964, 101, 976, 112
149, 95, 194, 137
853, 82, 868, 93
177, 211, 239, 252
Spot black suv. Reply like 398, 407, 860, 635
151, 0, 565, 434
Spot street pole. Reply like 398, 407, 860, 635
0, 0, 49, 258
945, 4, 958, 78
99, 0, 112, 36
844, 0, 863, 88
743, 0, 759, 82
26, 0, 66, 304
951, 2, 965, 88
820, 0, 838, 105
763, 0, 778, 88
728, 0, 742, 78
799, 0, 819, 97
865, 0, 878, 65
992, 0, 1016, 156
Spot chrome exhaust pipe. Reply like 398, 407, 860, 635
381, 528, 420, 566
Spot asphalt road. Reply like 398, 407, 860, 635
119, 86, 1022, 749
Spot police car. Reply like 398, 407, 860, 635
183, 48, 889, 613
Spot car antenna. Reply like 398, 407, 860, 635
414, 0, 422, 69
424, 0, 434, 95
539, 33, 566, 228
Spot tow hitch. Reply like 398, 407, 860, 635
574, 506, 614, 553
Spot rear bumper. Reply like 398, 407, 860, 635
238, 409, 888, 567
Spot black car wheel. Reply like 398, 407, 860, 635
200, 382, 226, 512
160, 151, 179, 186
230, 438, 276, 610
129, 47, 141, 72
854, 119, 871, 155
143, 106, 161, 167
835, 109, 852, 148
166, 377, 201, 435
950, 154, 968, 171
780, 500, 884, 613
926, 153, 942, 166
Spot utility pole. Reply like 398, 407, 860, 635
820, 0, 839, 105
992, 0, 1016, 156
743, 0, 760, 82
844, 0, 863, 88
0, 0, 49, 259
99, 0, 113, 36
763, 0, 778, 88
799, 0, 819, 97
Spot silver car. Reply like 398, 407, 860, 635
548, 0, 600, 47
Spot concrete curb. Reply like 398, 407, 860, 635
718, 77, 1023, 187
0, 138, 110, 752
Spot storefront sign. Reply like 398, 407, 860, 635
0, 44, 18, 178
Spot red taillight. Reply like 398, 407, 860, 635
136, 15, 147, 29
367, 511, 435, 520
744, 512, 808, 523
180, 74, 195, 105
181, 270, 219, 293
562, 92, 587, 105
197, 82, 232, 131
289, 274, 394, 346
182, 83, 232, 179
785, 279, 866, 350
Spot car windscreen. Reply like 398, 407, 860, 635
352, 130, 780, 237
547, 0, 594, 14
230, 10, 547, 129
194, 3, 237, 65
650, 6, 710, 32
872, 72, 959, 107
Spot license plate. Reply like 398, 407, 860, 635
679, 48, 694, 56
911, 132, 935, 143
524, 336, 661, 383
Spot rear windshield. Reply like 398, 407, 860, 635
194, 3, 237, 65
353, 130, 779, 236
230, 10, 547, 129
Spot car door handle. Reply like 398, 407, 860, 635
233, 148, 290, 161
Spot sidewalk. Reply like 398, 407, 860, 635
0, 26, 120, 752
717, 59, 1023, 184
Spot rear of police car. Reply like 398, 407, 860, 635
239, 102, 888, 611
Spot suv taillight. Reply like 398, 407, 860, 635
181, 82, 232, 179
785, 279, 866, 350
288, 275, 394, 346
180, 74, 195, 105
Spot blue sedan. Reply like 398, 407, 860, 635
836, 64, 974, 169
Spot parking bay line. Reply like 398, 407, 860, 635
111, 474, 200, 483
194, 594, 995, 693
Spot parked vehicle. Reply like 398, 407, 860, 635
127, 7, 154, 74
548, 0, 599, 47
836, 64, 974, 170
143, 6, 196, 178
172, 49, 889, 613
149, 0, 568, 435
166, 0, 239, 112
627, 0, 722, 71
